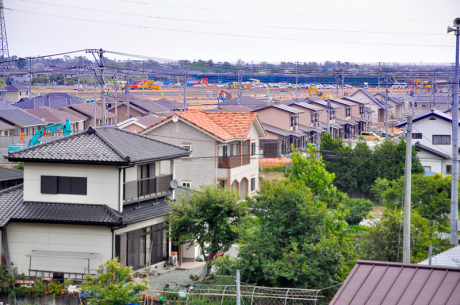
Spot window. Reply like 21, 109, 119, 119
41, 176, 87, 195
359, 106, 364, 115
331, 111, 335, 120
433, 135, 451, 145
446, 165, 452, 174
181, 182, 191, 188
250, 177, 256, 192
412, 133, 422, 139
182, 145, 191, 158
251, 142, 256, 156
311, 113, 318, 123
222, 145, 228, 157
345, 107, 351, 117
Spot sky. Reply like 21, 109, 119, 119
4, 0, 460, 64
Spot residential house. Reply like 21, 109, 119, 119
374, 92, 404, 118
351, 88, 394, 123
330, 260, 460, 305
116, 115, 164, 133
396, 110, 456, 175
26, 106, 85, 134
305, 98, 343, 138
419, 245, 460, 267
14, 93, 84, 110
279, 100, 324, 143
59, 104, 116, 129
0, 108, 47, 136
0, 167, 23, 190
251, 104, 306, 157
142, 111, 266, 196
3, 126, 190, 275
1, 85, 29, 104
328, 98, 360, 138
342, 96, 372, 128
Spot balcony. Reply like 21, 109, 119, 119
218, 155, 251, 168
123, 174, 172, 203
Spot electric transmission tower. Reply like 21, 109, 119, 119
0, 0, 9, 62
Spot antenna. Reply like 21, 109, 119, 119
0, 0, 9, 62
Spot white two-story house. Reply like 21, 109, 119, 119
396, 110, 456, 175
2, 126, 190, 276
142, 110, 267, 197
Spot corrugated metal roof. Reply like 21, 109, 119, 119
330, 260, 460, 305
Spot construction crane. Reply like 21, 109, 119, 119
217, 90, 232, 103
415, 79, 431, 89
8, 120, 72, 152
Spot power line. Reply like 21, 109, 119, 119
6, 9, 454, 48
16, 0, 447, 36
114, 0, 448, 23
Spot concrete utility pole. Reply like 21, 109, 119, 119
403, 115, 413, 263
327, 98, 330, 135
448, 19, 460, 245
428, 244, 433, 265
28, 57, 32, 99
431, 75, 436, 111
142, 61, 145, 100
127, 72, 130, 119
295, 62, 298, 99
378, 62, 381, 93
237, 70, 243, 106
183, 74, 187, 111
236, 270, 241, 305
99, 49, 106, 126
412, 75, 415, 117
115, 72, 118, 124
316, 132, 321, 160
385, 76, 389, 136
341, 73, 344, 97
93, 72, 97, 127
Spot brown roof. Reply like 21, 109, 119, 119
27, 107, 84, 124
330, 260, 460, 305
136, 116, 163, 128
59, 104, 116, 120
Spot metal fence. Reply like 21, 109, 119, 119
151, 283, 324, 305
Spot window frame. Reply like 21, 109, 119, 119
250, 142, 256, 156
222, 145, 228, 157
412, 133, 422, 139
41, 175, 87, 195
181, 182, 191, 188
446, 165, 453, 174
181, 145, 192, 158
432, 135, 451, 145
250, 177, 256, 192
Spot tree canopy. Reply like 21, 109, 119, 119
167, 185, 247, 277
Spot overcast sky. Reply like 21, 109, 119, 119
4, 0, 460, 64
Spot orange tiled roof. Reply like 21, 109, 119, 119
145, 111, 259, 141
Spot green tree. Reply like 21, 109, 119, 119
343, 197, 375, 225
370, 177, 390, 204
358, 208, 447, 263
285, 147, 345, 209
380, 173, 452, 224
80, 258, 149, 305
167, 185, 247, 277
232, 179, 354, 289
16, 162, 24, 171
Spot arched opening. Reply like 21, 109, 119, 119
240, 178, 248, 197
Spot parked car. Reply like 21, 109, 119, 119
360, 131, 381, 142
372, 130, 387, 137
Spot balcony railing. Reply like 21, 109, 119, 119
123, 174, 172, 202
218, 155, 251, 168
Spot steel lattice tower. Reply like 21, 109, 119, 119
0, 0, 9, 62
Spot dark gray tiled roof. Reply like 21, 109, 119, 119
374, 93, 404, 106
122, 199, 171, 224
0, 185, 126, 228
7, 126, 190, 164
0, 108, 47, 127
5, 84, 28, 91
0, 167, 23, 181
15, 93, 84, 110
219, 96, 268, 107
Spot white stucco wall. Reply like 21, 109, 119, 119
7, 222, 112, 275
416, 150, 445, 174
23, 163, 120, 210
411, 116, 457, 157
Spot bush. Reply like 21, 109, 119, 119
343, 197, 375, 225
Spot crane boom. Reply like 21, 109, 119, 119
29, 120, 72, 147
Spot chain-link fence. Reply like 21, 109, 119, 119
151, 282, 324, 305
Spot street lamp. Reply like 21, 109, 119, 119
448, 18, 460, 246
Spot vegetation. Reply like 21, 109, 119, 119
167, 185, 247, 277
357, 208, 449, 263
80, 258, 148, 305
16, 162, 24, 171
320, 135, 424, 196
343, 197, 375, 225
376, 173, 453, 224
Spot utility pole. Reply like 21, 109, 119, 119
431, 75, 436, 111
93, 71, 97, 127
412, 74, 415, 117
316, 132, 321, 160
236, 270, 241, 305
385, 76, 389, 136
127, 72, 130, 120
295, 62, 298, 99
341, 73, 344, 97
77, 67, 80, 99
183, 74, 187, 111
378, 62, 381, 93
115, 72, 118, 124
28, 57, 32, 99
327, 98, 330, 135
237, 70, 243, 106
99, 49, 106, 126
428, 244, 433, 265
142, 61, 145, 100
403, 115, 412, 263
448, 19, 460, 246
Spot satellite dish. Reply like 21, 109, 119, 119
170, 179, 179, 189
172, 115, 179, 123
